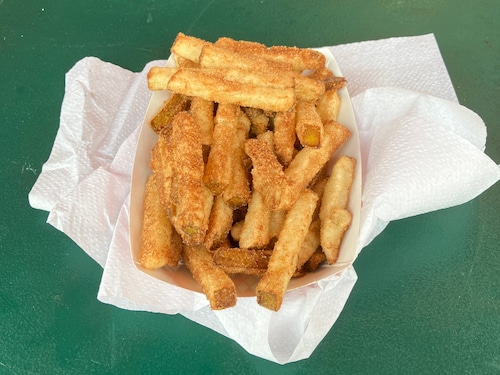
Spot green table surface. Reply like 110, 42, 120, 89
1, 0, 499, 374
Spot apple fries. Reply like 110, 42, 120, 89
140, 33, 356, 311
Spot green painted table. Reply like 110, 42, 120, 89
1, 1, 499, 373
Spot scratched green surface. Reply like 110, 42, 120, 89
1, 0, 499, 374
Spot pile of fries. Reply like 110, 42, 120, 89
139, 33, 356, 311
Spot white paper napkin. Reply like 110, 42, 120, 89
29, 34, 500, 364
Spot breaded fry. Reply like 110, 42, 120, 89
154, 127, 175, 212
295, 100, 324, 148
190, 96, 215, 146
320, 156, 356, 264
200, 44, 293, 75
167, 68, 295, 112
256, 189, 319, 311
182, 244, 237, 310
296, 218, 321, 270
203, 103, 239, 195
294, 74, 325, 103
239, 190, 272, 249
222, 109, 251, 208
215, 36, 325, 71
273, 106, 296, 166
149, 92, 191, 133
300, 251, 327, 273
171, 32, 211, 63
139, 174, 182, 269
279, 120, 351, 210
170, 111, 211, 244
147, 66, 179, 91
213, 247, 272, 276
244, 138, 286, 210
316, 89, 341, 124
204, 196, 233, 250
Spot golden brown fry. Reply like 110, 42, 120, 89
139, 174, 182, 269
320, 156, 356, 264
147, 66, 179, 91
316, 89, 341, 124
295, 100, 324, 148
320, 208, 352, 264
300, 251, 326, 273
215, 36, 325, 71
149, 92, 191, 133
239, 190, 272, 249
182, 244, 237, 310
169, 111, 211, 244
153, 127, 175, 212
244, 138, 286, 210
321, 155, 356, 211
171, 32, 211, 63
279, 120, 351, 210
296, 218, 321, 270
294, 74, 325, 103
200, 44, 293, 76
273, 106, 296, 166
256, 189, 319, 311
222, 109, 251, 208
213, 247, 272, 276
204, 196, 233, 250
203, 104, 239, 195
190, 96, 215, 146
167, 67, 295, 112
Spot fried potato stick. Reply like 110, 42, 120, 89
167, 67, 295, 112
147, 67, 179, 91
239, 190, 272, 249
170, 111, 212, 244
273, 106, 296, 167
204, 196, 233, 250
182, 244, 237, 310
203, 104, 239, 195
149, 93, 191, 133
200, 43, 293, 75
256, 189, 319, 311
139, 174, 182, 269
244, 138, 286, 210
320, 155, 356, 264
279, 120, 351, 210
171, 32, 211, 63
222, 109, 251, 208
295, 100, 324, 148
316, 89, 341, 124
213, 247, 272, 276
215, 36, 326, 71
296, 218, 321, 270
190, 96, 214, 146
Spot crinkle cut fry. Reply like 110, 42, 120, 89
182, 244, 237, 310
